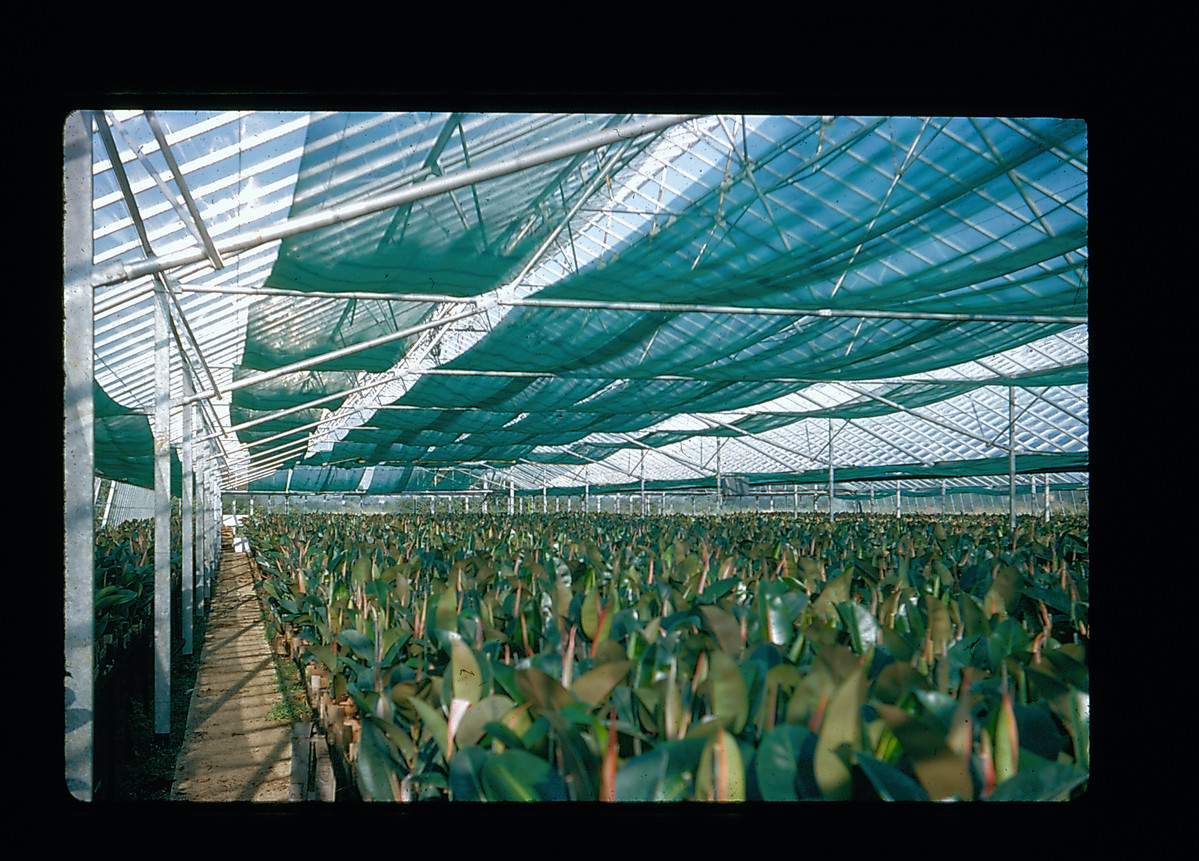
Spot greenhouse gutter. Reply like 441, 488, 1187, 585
93, 114, 703, 289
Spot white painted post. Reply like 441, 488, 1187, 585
181, 374, 194, 656
64, 110, 95, 800
152, 277, 172, 737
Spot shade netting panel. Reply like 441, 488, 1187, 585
94, 382, 182, 495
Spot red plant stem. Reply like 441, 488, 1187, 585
808, 689, 828, 733
601, 706, 618, 802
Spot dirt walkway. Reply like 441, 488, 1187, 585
169, 545, 294, 802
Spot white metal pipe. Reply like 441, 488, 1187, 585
177, 282, 1086, 326
184, 306, 485, 405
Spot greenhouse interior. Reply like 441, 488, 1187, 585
64, 110, 1088, 803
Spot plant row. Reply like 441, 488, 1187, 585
93, 518, 184, 678
241, 511, 1089, 802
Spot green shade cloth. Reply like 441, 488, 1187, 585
519, 451, 1088, 496
94, 382, 182, 495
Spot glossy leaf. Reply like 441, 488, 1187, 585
450, 638, 484, 704
707, 649, 749, 735
987, 749, 1087, 801
699, 604, 744, 659
812, 571, 852, 619
581, 586, 616, 644
572, 660, 632, 707
434, 583, 458, 632
354, 717, 399, 801
994, 688, 1019, 786
482, 749, 567, 801
924, 594, 953, 652
855, 752, 930, 801
836, 601, 882, 656
614, 748, 670, 802
338, 628, 375, 663
874, 703, 974, 801
453, 694, 517, 749
406, 695, 449, 760
695, 727, 746, 801
448, 744, 490, 801
814, 662, 864, 800
757, 577, 792, 647
754, 724, 814, 801
515, 666, 575, 712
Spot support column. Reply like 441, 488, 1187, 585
101, 478, 115, 529
1044, 473, 1051, 523
716, 439, 724, 516
207, 463, 218, 605
181, 375, 194, 656
508, 478, 515, 516
640, 450, 646, 514
828, 420, 835, 521
1008, 388, 1017, 536
152, 270, 172, 738
195, 453, 206, 618
64, 110, 94, 801
941, 479, 947, 517
896, 480, 901, 519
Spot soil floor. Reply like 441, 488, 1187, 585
169, 546, 294, 802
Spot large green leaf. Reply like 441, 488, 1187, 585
338, 628, 375, 663
515, 666, 575, 711
699, 604, 744, 659
448, 744, 490, 801
757, 577, 792, 647
354, 718, 398, 801
924, 594, 953, 653
614, 748, 670, 802
572, 660, 632, 707
753, 724, 814, 801
855, 752, 931, 801
305, 642, 339, 672
814, 662, 864, 800
707, 649, 749, 735
407, 695, 450, 761
987, 749, 1088, 801
694, 727, 746, 801
836, 601, 882, 656
581, 585, 616, 644
434, 583, 458, 633
453, 694, 517, 749
812, 571, 852, 619
450, 637, 484, 704
874, 703, 973, 801
481, 749, 567, 801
